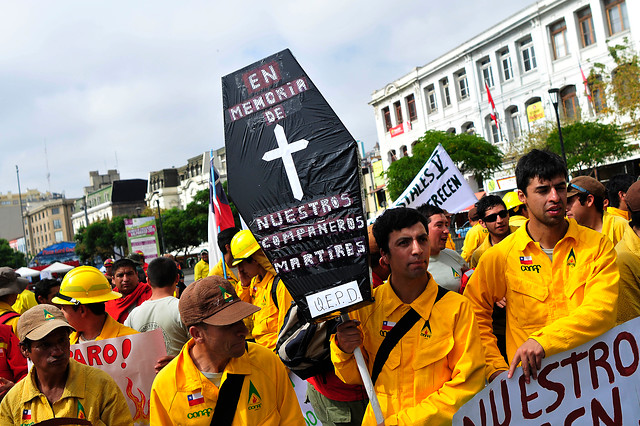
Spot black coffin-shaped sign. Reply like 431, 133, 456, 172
222, 49, 372, 322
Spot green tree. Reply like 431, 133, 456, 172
546, 121, 636, 175
74, 217, 126, 263
386, 130, 503, 201
0, 239, 26, 268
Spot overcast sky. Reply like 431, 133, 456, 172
0, 0, 534, 198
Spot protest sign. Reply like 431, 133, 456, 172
391, 144, 477, 213
70, 329, 166, 425
124, 217, 159, 261
454, 317, 640, 425
222, 49, 372, 322
289, 372, 319, 426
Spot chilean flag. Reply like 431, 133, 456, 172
382, 321, 396, 331
187, 392, 205, 406
22, 409, 31, 420
210, 157, 235, 231
520, 256, 533, 265
485, 81, 498, 127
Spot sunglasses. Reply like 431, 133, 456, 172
483, 210, 508, 223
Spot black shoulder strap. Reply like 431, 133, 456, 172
210, 373, 245, 426
370, 286, 450, 385
271, 276, 281, 310
0, 311, 19, 325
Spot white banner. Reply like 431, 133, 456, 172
70, 329, 166, 426
454, 318, 640, 425
391, 144, 477, 213
288, 372, 320, 426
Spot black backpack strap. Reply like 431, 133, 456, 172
210, 373, 245, 426
0, 311, 19, 325
370, 286, 450, 385
271, 276, 281, 310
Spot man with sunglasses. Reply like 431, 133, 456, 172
470, 195, 515, 268
566, 176, 628, 246
464, 150, 618, 384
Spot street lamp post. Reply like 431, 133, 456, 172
154, 197, 166, 255
548, 88, 567, 165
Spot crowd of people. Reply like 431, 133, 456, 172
0, 148, 638, 424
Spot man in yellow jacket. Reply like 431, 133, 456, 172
150, 276, 305, 425
231, 230, 292, 351
333, 207, 485, 425
464, 150, 619, 384
209, 227, 240, 287
460, 207, 488, 263
615, 180, 640, 325
566, 175, 627, 246
605, 173, 635, 220
193, 249, 210, 281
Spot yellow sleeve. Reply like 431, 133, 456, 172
463, 249, 509, 379
390, 300, 485, 425
12, 290, 37, 315
329, 335, 366, 386
6, 317, 19, 336
460, 225, 487, 263
101, 378, 134, 425
150, 378, 174, 425
0, 387, 18, 423
530, 237, 619, 357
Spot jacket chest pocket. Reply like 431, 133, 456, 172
412, 336, 454, 391
509, 275, 550, 330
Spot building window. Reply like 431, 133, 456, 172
604, 0, 629, 35
576, 7, 596, 47
405, 94, 417, 121
388, 150, 397, 163
455, 69, 469, 100
561, 86, 579, 120
486, 115, 500, 143
394, 101, 403, 124
440, 78, 451, 107
55, 231, 63, 243
461, 122, 475, 135
425, 84, 437, 113
500, 49, 513, 81
479, 58, 494, 88
550, 19, 569, 59
519, 36, 537, 72
53, 219, 62, 229
588, 74, 607, 113
400, 145, 408, 157
382, 107, 392, 132
51, 207, 60, 215
507, 106, 521, 139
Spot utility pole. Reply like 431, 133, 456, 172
16, 166, 28, 256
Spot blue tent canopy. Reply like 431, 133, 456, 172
31, 242, 78, 266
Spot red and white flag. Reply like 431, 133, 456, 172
579, 63, 592, 103
485, 81, 499, 127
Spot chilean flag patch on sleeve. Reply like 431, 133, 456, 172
187, 392, 205, 406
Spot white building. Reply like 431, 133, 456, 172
371, 0, 639, 192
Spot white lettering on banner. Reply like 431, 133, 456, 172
306, 281, 363, 318
263, 124, 309, 201
70, 329, 166, 426
453, 317, 640, 425
255, 193, 353, 231
391, 144, 477, 213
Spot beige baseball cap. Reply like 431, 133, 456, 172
17, 304, 74, 342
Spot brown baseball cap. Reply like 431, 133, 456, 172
367, 225, 379, 254
179, 276, 260, 327
0, 267, 28, 297
625, 181, 640, 212
17, 304, 73, 342
567, 176, 606, 199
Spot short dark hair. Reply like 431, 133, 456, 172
416, 204, 445, 224
372, 208, 429, 253
606, 174, 635, 208
147, 257, 178, 288
570, 192, 605, 216
218, 227, 240, 254
113, 258, 137, 273
516, 149, 567, 194
72, 302, 106, 316
476, 195, 506, 219
34, 279, 60, 302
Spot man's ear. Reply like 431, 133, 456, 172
586, 194, 595, 208
479, 219, 487, 229
189, 325, 204, 342
379, 250, 390, 266
517, 189, 526, 205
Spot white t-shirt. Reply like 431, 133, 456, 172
428, 248, 468, 292
125, 296, 190, 356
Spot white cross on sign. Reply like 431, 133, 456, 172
262, 124, 309, 200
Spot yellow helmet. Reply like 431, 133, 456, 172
502, 191, 523, 211
52, 266, 122, 305
230, 230, 260, 266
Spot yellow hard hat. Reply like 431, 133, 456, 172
52, 266, 122, 305
230, 230, 260, 266
502, 191, 523, 210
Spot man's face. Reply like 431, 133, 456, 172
381, 222, 429, 281
480, 205, 510, 239
22, 328, 70, 376
113, 266, 139, 295
237, 257, 262, 282
519, 175, 567, 228
104, 265, 113, 276
566, 194, 592, 226
427, 214, 449, 256
40, 285, 60, 305
223, 245, 234, 267
201, 253, 209, 263
197, 321, 248, 360
59, 305, 83, 332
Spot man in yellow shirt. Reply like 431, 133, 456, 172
460, 207, 489, 263
194, 249, 210, 281
0, 267, 28, 334
333, 207, 485, 425
52, 266, 138, 344
605, 173, 635, 220
615, 180, 640, 325
150, 276, 305, 425
231, 230, 292, 351
503, 190, 528, 228
566, 175, 627, 246
209, 227, 240, 287
464, 150, 619, 384
470, 195, 514, 268
0, 304, 132, 425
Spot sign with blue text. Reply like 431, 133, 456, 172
222, 49, 372, 322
